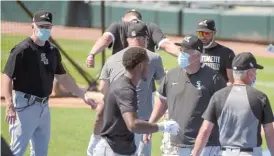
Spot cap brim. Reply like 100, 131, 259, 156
196, 28, 213, 32
256, 64, 264, 69
35, 21, 52, 26
174, 42, 193, 50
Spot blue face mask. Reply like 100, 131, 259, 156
37, 28, 51, 41
249, 71, 256, 86
177, 51, 190, 68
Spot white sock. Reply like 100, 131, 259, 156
87, 134, 101, 156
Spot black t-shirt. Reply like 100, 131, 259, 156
201, 43, 235, 82
100, 75, 138, 155
157, 64, 226, 147
106, 22, 166, 55
203, 85, 274, 148
3, 37, 66, 97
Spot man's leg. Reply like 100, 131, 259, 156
200, 146, 220, 156
94, 139, 137, 156
87, 103, 104, 156
135, 134, 151, 156
30, 103, 51, 156
9, 92, 40, 156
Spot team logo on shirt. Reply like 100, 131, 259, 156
196, 81, 202, 90
184, 36, 191, 42
41, 53, 49, 65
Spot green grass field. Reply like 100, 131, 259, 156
1, 34, 273, 155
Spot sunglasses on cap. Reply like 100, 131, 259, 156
197, 31, 210, 37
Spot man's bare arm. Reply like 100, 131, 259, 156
55, 74, 85, 99
226, 69, 234, 86
264, 122, 274, 155
149, 96, 168, 123
191, 120, 214, 156
99, 79, 109, 95
122, 111, 158, 134
160, 39, 180, 57
3, 74, 13, 106
88, 33, 113, 56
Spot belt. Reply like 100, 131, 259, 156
221, 147, 253, 152
24, 94, 49, 104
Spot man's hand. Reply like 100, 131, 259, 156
157, 120, 180, 135
6, 104, 16, 124
143, 134, 152, 144
83, 94, 97, 109
226, 82, 233, 86
86, 54, 95, 68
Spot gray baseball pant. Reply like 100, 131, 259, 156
9, 91, 50, 156
94, 139, 136, 156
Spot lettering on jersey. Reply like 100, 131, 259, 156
201, 55, 220, 70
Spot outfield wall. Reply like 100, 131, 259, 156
1, 1, 274, 43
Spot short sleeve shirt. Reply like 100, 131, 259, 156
201, 43, 235, 82
99, 47, 165, 120
3, 37, 66, 97
157, 64, 226, 147
105, 22, 166, 54
203, 85, 274, 148
100, 75, 138, 155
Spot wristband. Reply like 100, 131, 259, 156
156, 122, 165, 132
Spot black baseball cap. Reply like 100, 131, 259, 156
232, 52, 263, 70
127, 22, 147, 38
33, 10, 52, 25
124, 9, 142, 20
196, 19, 216, 32
174, 35, 203, 53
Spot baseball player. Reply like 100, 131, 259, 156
88, 22, 166, 156
145, 35, 227, 156
197, 19, 235, 86
86, 9, 179, 155
94, 47, 179, 156
3, 10, 96, 156
191, 52, 274, 156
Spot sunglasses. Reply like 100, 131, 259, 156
197, 31, 210, 37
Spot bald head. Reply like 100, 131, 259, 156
122, 10, 142, 22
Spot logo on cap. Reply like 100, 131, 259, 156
249, 62, 254, 67
198, 20, 208, 26
131, 31, 136, 37
40, 13, 50, 20
184, 36, 191, 43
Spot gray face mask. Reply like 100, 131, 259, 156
203, 35, 216, 49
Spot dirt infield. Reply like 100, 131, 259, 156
1, 21, 274, 109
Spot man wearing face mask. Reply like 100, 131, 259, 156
191, 52, 274, 156
197, 19, 235, 86
145, 35, 227, 156
87, 22, 166, 156
3, 10, 97, 156
94, 47, 179, 156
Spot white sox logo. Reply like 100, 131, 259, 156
196, 81, 202, 89
184, 36, 191, 42
198, 20, 208, 26
41, 53, 48, 65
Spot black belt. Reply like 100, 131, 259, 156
221, 147, 253, 152
24, 94, 49, 104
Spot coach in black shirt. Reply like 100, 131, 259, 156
197, 19, 235, 86
86, 9, 179, 68
94, 47, 179, 156
147, 35, 227, 156
192, 52, 274, 156
3, 10, 96, 156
